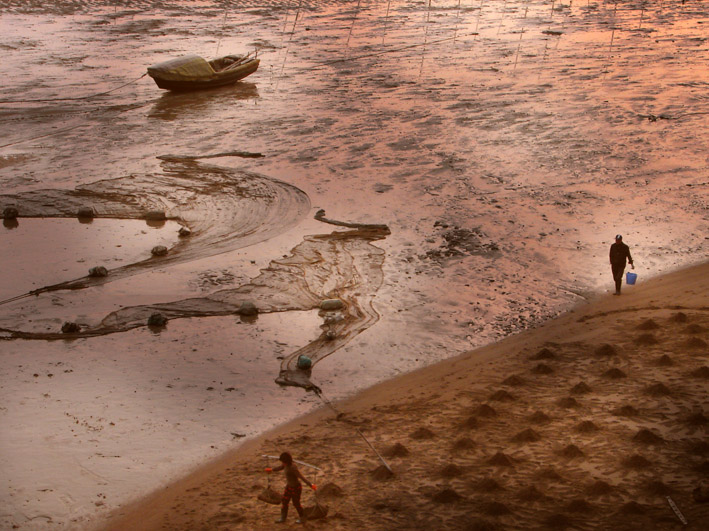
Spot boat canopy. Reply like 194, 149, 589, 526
147, 55, 215, 81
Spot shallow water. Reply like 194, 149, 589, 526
0, 0, 707, 528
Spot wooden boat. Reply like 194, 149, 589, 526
147, 54, 259, 91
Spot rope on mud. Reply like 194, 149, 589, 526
0, 73, 148, 104
313, 387, 394, 474
0, 292, 34, 307
0, 123, 86, 149
356, 428, 393, 474
312, 388, 343, 418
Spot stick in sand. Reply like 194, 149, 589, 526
356, 428, 393, 474
261, 455, 322, 472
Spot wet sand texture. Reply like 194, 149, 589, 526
103, 261, 709, 530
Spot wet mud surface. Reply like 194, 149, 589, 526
0, 0, 707, 528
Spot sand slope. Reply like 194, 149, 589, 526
101, 261, 709, 530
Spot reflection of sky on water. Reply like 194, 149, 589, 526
0, 218, 180, 301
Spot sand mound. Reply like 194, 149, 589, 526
544, 513, 573, 529
644, 480, 671, 495
690, 366, 709, 378
594, 344, 618, 357
480, 501, 511, 516
410, 427, 435, 440
440, 464, 463, 478
602, 367, 627, 379
575, 420, 599, 433
370, 499, 402, 512
557, 396, 580, 408
695, 461, 709, 474
570, 381, 592, 395
656, 354, 674, 366
688, 441, 709, 456
586, 480, 613, 496
488, 451, 514, 467
612, 405, 639, 417
474, 404, 498, 418
671, 312, 689, 323
565, 499, 593, 513
370, 465, 394, 480
619, 501, 646, 514
501, 375, 525, 387
512, 428, 541, 443
532, 363, 554, 374
531, 348, 556, 360
517, 485, 546, 502
472, 478, 504, 492
463, 519, 500, 531
684, 324, 707, 334
621, 454, 652, 469
317, 483, 343, 498
686, 412, 708, 426
536, 468, 563, 481
558, 444, 584, 458
461, 415, 480, 429
644, 383, 671, 397
686, 337, 708, 349
431, 488, 462, 504
383, 442, 409, 458
529, 411, 551, 424
489, 389, 515, 401
634, 333, 659, 345
452, 437, 476, 451
633, 428, 664, 445
693, 483, 709, 503
637, 319, 660, 331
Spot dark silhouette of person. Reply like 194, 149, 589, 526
265, 452, 317, 524
609, 234, 634, 295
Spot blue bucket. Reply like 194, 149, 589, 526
626, 272, 637, 285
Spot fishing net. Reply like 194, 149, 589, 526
257, 486, 282, 505
304, 503, 328, 520
257, 475, 282, 505
147, 55, 214, 81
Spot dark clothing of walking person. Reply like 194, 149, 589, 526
610, 235, 633, 295
265, 452, 317, 524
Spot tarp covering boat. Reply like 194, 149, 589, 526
147, 55, 215, 82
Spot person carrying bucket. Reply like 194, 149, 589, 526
265, 451, 317, 524
609, 234, 634, 295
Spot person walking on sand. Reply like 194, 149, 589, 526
609, 234, 634, 295
266, 452, 317, 524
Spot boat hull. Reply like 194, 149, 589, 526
149, 59, 259, 92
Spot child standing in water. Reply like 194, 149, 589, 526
266, 452, 317, 524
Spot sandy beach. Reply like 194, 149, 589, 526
0, 0, 707, 529
101, 261, 709, 530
